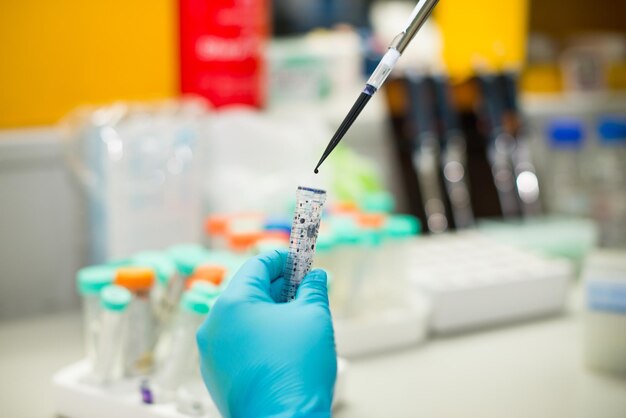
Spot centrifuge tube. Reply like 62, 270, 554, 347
279, 186, 327, 303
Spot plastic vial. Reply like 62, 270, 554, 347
591, 117, 626, 247
545, 118, 588, 216
279, 186, 327, 303
133, 251, 177, 325
584, 251, 626, 375
351, 213, 387, 312
329, 216, 366, 315
383, 214, 421, 282
76, 265, 115, 368
167, 244, 210, 323
90, 285, 132, 385
148, 292, 210, 402
190, 281, 222, 307
115, 267, 157, 376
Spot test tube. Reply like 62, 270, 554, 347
90, 285, 132, 385
226, 230, 262, 257
328, 216, 364, 314
166, 244, 210, 323
347, 213, 386, 314
115, 267, 157, 376
279, 186, 327, 303
383, 214, 421, 283
188, 264, 227, 287
190, 281, 222, 308
146, 292, 210, 402
204, 214, 230, 249
76, 265, 115, 368
133, 251, 177, 324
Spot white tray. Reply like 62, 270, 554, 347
333, 294, 430, 357
53, 359, 348, 418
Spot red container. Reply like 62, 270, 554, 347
179, 0, 269, 108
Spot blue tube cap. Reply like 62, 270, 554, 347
598, 116, 626, 145
547, 118, 585, 149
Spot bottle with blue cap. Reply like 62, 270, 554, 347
90, 285, 132, 385
592, 116, 626, 246
147, 291, 211, 403
76, 265, 116, 368
545, 117, 590, 216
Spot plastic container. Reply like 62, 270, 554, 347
133, 251, 177, 324
591, 116, 626, 247
328, 216, 365, 315
584, 251, 626, 376
190, 281, 222, 308
383, 214, 421, 283
204, 215, 230, 250
114, 267, 157, 377
76, 265, 116, 368
545, 118, 589, 216
166, 244, 210, 321
227, 231, 262, 257
90, 285, 132, 385
186, 264, 226, 288
147, 292, 210, 402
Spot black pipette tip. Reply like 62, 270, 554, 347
313, 91, 373, 173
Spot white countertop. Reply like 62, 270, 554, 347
1, 289, 625, 418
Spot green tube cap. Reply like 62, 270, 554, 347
100, 285, 132, 312
384, 214, 421, 239
360, 191, 396, 213
77, 265, 116, 295
134, 251, 177, 286
181, 291, 211, 315
191, 281, 221, 301
168, 244, 210, 277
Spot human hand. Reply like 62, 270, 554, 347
197, 250, 337, 418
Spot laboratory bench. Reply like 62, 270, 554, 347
0, 287, 624, 418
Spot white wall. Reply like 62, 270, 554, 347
0, 128, 86, 319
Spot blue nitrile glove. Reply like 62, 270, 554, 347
197, 250, 337, 418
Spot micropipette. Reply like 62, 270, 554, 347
314, 0, 441, 173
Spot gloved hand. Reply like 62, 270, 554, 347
197, 250, 337, 418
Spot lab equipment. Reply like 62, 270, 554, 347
64, 102, 206, 264
498, 72, 543, 216
76, 265, 115, 368
591, 116, 626, 247
475, 73, 521, 218
279, 186, 327, 303
197, 250, 337, 418
478, 216, 597, 275
114, 267, 157, 376
166, 244, 209, 322
408, 232, 574, 333
314, 0, 441, 172
132, 251, 177, 324
147, 292, 210, 402
190, 281, 222, 307
90, 285, 132, 385
407, 74, 449, 233
432, 75, 474, 229
545, 118, 589, 216
583, 251, 626, 375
